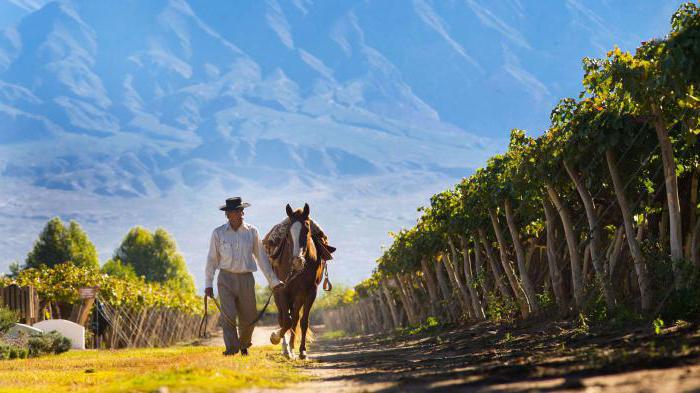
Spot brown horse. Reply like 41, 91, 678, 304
268, 203, 334, 359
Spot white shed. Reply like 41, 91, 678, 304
33, 319, 85, 350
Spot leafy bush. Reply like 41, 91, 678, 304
645, 240, 700, 321
28, 331, 71, 357
0, 331, 69, 359
485, 292, 517, 322
401, 316, 441, 336
653, 317, 665, 335
0, 307, 18, 334
9, 346, 28, 359
0, 344, 28, 360
536, 291, 555, 310
658, 275, 700, 322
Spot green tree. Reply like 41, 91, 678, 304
101, 259, 138, 281
25, 217, 98, 270
112, 227, 195, 294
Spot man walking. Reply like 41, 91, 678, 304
205, 197, 283, 356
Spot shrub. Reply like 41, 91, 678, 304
485, 292, 517, 322
401, 316, 441, 336
645, 240, 700, 321
0, 344, 27, 360
27, 334, 51, 357
52, 333, 72, 354
8, 347, 28, 359
0, 345, 9, 360
28, 331, 71, 357
536, 290, 555, 310
0, 307, 18, 334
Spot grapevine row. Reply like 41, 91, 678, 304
323, 3, 700, 333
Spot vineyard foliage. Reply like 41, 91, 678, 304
4, 219, 202, 315
2, 263, 203, 314
324, 3, 700, 333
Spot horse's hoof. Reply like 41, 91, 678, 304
270, 331, 281, 345
299, 350, 307, 360
289, 350, 296, 360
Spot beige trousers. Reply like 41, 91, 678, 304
216, 271, 257, 353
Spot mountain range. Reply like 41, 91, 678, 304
0, 0, 682, 286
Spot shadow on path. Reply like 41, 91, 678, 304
303, 320, 700, 392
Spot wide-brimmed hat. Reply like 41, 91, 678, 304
219, 197, 251, 211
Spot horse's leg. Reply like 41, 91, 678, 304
271, 293, 292, 345
281, 335, 290, 357
279, 300, 294, 358
288, 296, 305, 359
299, 289, 317, 360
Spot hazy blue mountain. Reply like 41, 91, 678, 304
0, 0, 682, 286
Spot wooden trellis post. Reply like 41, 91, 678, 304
0, 285, 39, 324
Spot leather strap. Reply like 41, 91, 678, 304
198, 295, 209, 338
322, 263, 332, 292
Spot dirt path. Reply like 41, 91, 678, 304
198, 325, 278, 348
283, 320, 700, 392
198, 320, 700, 391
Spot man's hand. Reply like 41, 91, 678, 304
204, 287, 214, 298
272, 282, 285, 293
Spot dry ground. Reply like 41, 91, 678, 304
284, 319, 700, 392
8, 321, 699, 392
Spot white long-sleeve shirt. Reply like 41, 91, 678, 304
205, 221, 281, 289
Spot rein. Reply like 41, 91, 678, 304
199, 214, 335, 338
198, 296, 209, 338
199, 295, 240, 338
249, 267, 302, 326
249, 260, 332, 327
198, 268, 332, 338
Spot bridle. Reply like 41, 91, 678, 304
289, 217, 312, 272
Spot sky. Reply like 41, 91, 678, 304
0, 0, 686, 289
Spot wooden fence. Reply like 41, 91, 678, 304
97, 299, 220, 349
0, 285, 219, 349
0, 285, 40, 324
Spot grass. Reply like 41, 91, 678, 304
319, 330, 346, 340
400, 316, 440, 336
0, 345, 308, 393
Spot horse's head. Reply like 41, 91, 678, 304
286, 203, 316, 270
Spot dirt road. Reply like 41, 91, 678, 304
289, 320, 700, 392
201, 320, 700, 392
199, 325, 278, 348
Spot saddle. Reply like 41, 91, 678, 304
262, 218, 336, 283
